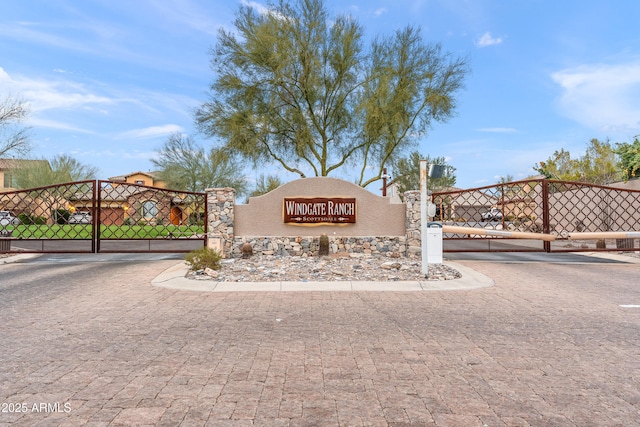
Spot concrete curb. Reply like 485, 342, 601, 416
151, 260, 495, 292
0, 253, 41, 264
580, 251, 640, 264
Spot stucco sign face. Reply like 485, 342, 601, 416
283, 197, 356, 224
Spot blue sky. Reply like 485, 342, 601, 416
1, 0, 640, 191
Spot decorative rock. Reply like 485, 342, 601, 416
380, 261, 401, 270
204, 268, 219, 278
241, 242, 253, 258
186, 254, 462, 282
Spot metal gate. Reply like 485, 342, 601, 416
432, 179, 640, 253
0, 180, 207, 254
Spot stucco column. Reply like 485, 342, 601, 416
404, 190, 421, 257
206, 187, 236, 257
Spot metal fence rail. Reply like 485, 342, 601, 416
0, 180, 207, 254
432, 179, 640, 253
0, 181, 96, 253
95, 180, 207, 253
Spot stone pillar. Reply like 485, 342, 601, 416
404, 190, 421, 257
206, 187, 236, 257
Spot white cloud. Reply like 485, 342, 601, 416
373, 8, 388, 17
146, 0, 221, 36
241, 0, 269, 14
240, 0, 286, 20
475, 32, 503, 47
28, 117, 93, 133
552, 61, 640, 134
117, 124, 184, 139
0, 67, 116, 112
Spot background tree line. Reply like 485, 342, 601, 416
4, 0, 639, 195
534, 137, 640, 185
1, 94, 99, 188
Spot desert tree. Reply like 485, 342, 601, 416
247, 174, 283, 200
615, 136, 640, 181
390, 151, 456, 195
152, 132, 248, 194
0, 95, 31, 157
15, 154, 99, 188
534, 139, 619, 184
196, 0, 467, 187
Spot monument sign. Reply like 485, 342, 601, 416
283, 197, 356, 224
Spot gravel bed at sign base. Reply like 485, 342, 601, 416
188, 253, 462, 282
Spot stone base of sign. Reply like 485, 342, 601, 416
232, 236, 408, 258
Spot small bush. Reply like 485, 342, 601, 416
185, 247, 222, 271
188, 211, 205, 226
54, 209, 71, 225
18, 213, 47, 225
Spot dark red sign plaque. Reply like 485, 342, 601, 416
283, 197, 356, 224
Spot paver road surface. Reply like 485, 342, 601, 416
1, 256, 639, 426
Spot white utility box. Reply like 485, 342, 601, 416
426, 222, 443, 264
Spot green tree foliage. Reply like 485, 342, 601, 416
16, 154, 98, 188
196, 0, 467, 188
496, 174, 515, 184
533, 139, 619, 184
152, 132, 248, 194
615, 137, 640, 181
247, 174, 283, 201
534, 148, 572, 180
390, 151, 456, 195
0, 95, 31, 157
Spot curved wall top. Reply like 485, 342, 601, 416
235, 177, 405, 236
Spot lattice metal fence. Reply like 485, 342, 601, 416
0, 180, 207, 253
96, 180, 207, 252
432, 179, 640, 252
0, 181, 96, 253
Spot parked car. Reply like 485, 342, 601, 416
0, 211, 20, 226
68, 211, 92, 224
481, 208, 503, 221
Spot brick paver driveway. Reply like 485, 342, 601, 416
1, 257, 639, 426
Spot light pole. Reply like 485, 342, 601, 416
381, 168, 390, 197
420, 160, 428, 276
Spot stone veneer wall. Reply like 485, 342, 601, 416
404, 190, 422, 257
232, 236, 407, 257
206, 186, 423, 258
206, 188, 236, 256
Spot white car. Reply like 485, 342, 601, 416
69, 212, 93, 224
0, 211, 20, 226
481, 208, 503, 221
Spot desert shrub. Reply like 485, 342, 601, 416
185, 247, 222, 271
54, 209, 71, 224
18, 213, 47, 225
188, 211, 205, 226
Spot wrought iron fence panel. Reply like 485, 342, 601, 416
431, 179, 547, 252
432, 179, 640, 253
547, 180, 640, 252
0, 180, 207, 254
0, 180, 96, 253
95, 181, 207, 253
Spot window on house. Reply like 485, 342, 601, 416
142, 200, 158, 219
135, 180, 145, 185
3, 173, 16, 188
